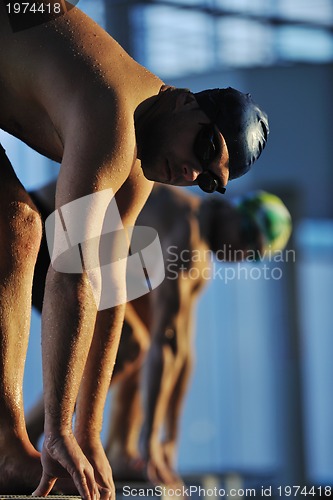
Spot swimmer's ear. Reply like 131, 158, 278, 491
174, 90, 197, 113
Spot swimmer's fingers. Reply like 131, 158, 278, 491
71, 467, 100, 500
35, 434, 100, 500
32, 472, 57, 497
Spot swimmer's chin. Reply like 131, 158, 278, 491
143, 174, 171, 185
141, 165, 187, 187
140, 164, 168, 184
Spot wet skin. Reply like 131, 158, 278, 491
0, 1, 230, 497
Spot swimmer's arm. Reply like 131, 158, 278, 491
162, 300, 194, 460
73, 165, 153, 459
140, 275, 192, 484
35, 119, 136, 498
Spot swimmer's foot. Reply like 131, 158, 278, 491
0, 442, 42, 494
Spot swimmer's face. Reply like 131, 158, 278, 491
138, 90, 229, 193
206, 200, 245, 255
205, 200, 263, 260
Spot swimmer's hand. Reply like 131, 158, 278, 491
78, 436, 116, 499
32, 432, 112, 500
141, 437, 183, 488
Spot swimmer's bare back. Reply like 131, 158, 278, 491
0, 0, 162, 172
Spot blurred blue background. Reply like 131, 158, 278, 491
1, 0, 333, 492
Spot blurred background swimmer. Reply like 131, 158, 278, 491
26, 182, 291, 487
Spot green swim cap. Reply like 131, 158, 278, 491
235, 191, 292, 253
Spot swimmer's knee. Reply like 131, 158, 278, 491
0, 201, 42, 264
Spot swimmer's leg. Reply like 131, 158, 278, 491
0, 145, 43, 493
106, 367, 146, 482
105, 301, 150, 481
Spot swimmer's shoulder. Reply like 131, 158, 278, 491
0, 1, 160, 118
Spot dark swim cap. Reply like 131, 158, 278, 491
194, 87, 269, 180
